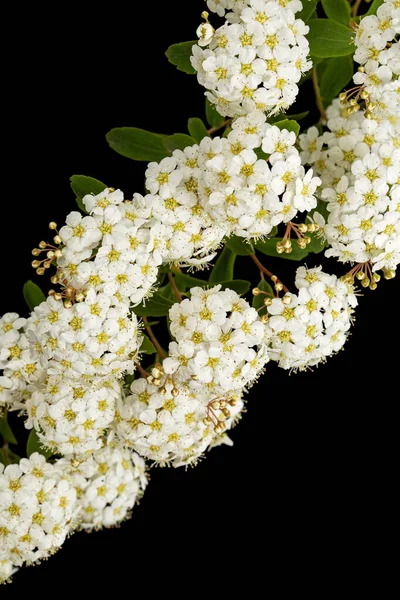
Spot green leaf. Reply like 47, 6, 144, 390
218, 280, 251, 295
255, 148, 269, 161
256, 238, 309, 261
274, 119, 300, 137
23, 280, 46, 310
225, 236, 255, 256
366, 0, 384, 15
139, 334, 156, 355
252, 279, 273, 315
70, 175, 107, 212
209, 247, 235, 284
163, 134, 196, 153
106, 127, 169, 162
307, 19, 355, 57
321, 0, 351, 24
174, 273, 207, 290
297, 0, 318, 22
27, 429, 53, 459
133, 293, 174, 317
0, 418, 17, 445
165, 41, 197, 74
320, 55, 354, 103
205, 99, 225, 129
0, 448, 20, 465
188, 118, 209, 143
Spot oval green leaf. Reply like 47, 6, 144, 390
23, 280, 46, 310
70, 175, 107, 212
307, 19, 355, 57
163, 134, 196, 153
321, 0, 351, 24
206, 99, 226, 129
0, 417, 17, 445
320, 55, 354, 103
297, 0, 318, 22
106, 127, 170, 162
165, 41, 197, 74
27, 429, 53, 459
209, 247, 235, 284
139, 334, 156, 355
252, 279, 274, 315
188, 118, 209, 143
225, 236, 255, 256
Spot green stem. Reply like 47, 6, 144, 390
207, 119, 232, 136
352, 0, 363, 17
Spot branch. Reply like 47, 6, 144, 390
168, 273, 183, 302
352, 0, 363, 17
312, 67, 327, 122
142, 317, 167, 359
250, 254, 289, 294
207, 119, 232, 136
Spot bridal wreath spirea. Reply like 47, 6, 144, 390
1, 0, 399, 585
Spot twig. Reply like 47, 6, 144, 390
207, 119, 232, 136
352, 0, 363, 18
1, 408, 10, 465
168, 273, 183, 302
142, 317, 167, 359
312, 67, 327, 122
250, 254, 289, 294
136, 362, 150, 378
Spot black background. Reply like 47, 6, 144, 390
2, 1, 397, 591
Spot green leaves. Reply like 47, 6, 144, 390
206, 99, 225, 129
209, 247, 235, 284
225, 236, 255, 256
321, 0, 351, 25
27, 430, 53, 459
274, 119, 300, 137
297, 0, 318, 22
165, 41, 197, 74
0, 418, 17, 445
308, 19, 355, 57
252, 279, 273, 316
70, 175, 107, 212
366, 0, 384, 15
0, 448, 20, 465
139, 334, 156, 355
320, 55, 354, 103
23, 280, 46, 310
106, 128, 169, 162
133, 293, 174, 317
163, 134, 196, 153
188, 118, 209, 143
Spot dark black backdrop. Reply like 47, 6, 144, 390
2, 1, 397, 592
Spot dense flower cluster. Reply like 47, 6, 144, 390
113, 378, 243, 466
193, 0, 311, 116
299, 101, 400, 274
0, 453, 77, 579
59, 446, 147, 530
353, 0, 400, 120
264, 266, 357, 371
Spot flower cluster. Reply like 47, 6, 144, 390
353, 0, 400, 120
165, 285, 268, 393
299, 100, 400, 277
264, 266, 357, 371
193, 0, 311, 117
113, 378, 243, 466
0, 453, 77, 581
59, 446, 147, 530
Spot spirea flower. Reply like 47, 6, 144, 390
0, 453, 77, 576
113, 377, 244, 466
163, 285, 268, 394
353, 0, 400, 120
192, 0, 311, 117
60, 446, 147, 530
264, 266, 357, 371
299, 101, 400, 274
